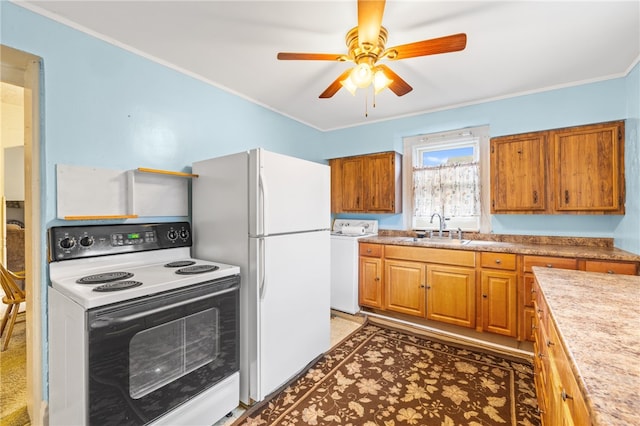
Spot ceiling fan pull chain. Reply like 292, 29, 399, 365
372, 85, 377, 109
365, 91, 369, 117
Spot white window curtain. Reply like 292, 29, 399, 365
413, 161, 480, 222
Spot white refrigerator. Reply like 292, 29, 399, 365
192, 148, 331, 405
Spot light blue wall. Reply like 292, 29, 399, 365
615, 63, 640, 254
2, 1, 639, 403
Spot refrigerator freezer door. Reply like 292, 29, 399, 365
249, 230, 330, 402
250, 149, 330, 237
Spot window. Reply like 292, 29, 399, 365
403, 126, 490, 232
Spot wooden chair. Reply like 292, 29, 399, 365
0, 263, 26, 351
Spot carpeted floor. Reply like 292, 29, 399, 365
233, 321, 540, 426
0, 317, 30, 426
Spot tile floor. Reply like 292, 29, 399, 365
213, 314, 363, 425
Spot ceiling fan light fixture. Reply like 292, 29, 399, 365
373, 68, 393, 94
349, 62, 373, 88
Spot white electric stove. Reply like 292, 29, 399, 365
48, 222, 241, 426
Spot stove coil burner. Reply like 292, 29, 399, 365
93, 281, 143, 292
164, 260, 196, 268
76, 271, 134, 284
175, 265, 219, 275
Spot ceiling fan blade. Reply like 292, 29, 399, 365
277, 52, 348, 61
377, 64, 412, 96
319, 69, 353, 98
385, 33, 467, 60
358, 0, 385, 47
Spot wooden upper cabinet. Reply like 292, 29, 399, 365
490, 120, 625, 215
550, 121, 625, 213
490, 133, 547, 213
330, 151, 402, 213
340, 156, 365, 212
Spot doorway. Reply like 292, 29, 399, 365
1, 44, 44, 425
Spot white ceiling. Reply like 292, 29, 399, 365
17, 1, 640, 131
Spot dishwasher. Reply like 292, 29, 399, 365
330, 219, 378, 314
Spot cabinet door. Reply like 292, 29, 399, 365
385, 260, 426, 317
329, 158, 343, 213
426, 265, 475, 328
365, 152, 400, 213
341, 156, 365, 212
490, 133, 547, 213
480, 270, 517, 337
359, 256, 383, 309
551, 121, 624, 213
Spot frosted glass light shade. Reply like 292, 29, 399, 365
373, 69, 393, 94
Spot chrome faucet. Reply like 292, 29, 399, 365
430, 213, 446, 237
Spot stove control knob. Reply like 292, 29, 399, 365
79, 236, 94, 247
59, 237, 76, 250
179, 229, 190, 240
167, 230, 178, 241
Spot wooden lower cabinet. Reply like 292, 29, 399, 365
480, 270, 517, 336
359, 243, 384, 309
384, 260, 426, 316
427, 265, 475, 328
534, 277, 591, 426
480, 252, 517, 337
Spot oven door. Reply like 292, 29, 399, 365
87, 275, 239, 426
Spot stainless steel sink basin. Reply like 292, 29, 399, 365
402, 237, 471, 245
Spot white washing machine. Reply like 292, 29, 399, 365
330, 219, 378, 314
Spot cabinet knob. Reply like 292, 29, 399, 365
537, 353, 545, 359
482, 294, 488, 298
607, 270, 615, 274
561, 390, 573, 402
420, 284, 425, 288
531, 324, 537, 331
531, 288, 537, 294
367, 249, 372, 253
546, 264, 553, 268
375, 277, 380, 281
546, 340, 554, 347
495, 259, 502, 264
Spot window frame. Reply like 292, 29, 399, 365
402, 126, 491, 233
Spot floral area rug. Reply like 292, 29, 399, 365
233, 322, 540, 426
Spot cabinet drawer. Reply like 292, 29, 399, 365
384, 245, 475, 267
523, 256, 578, 272
584, 260, 637, 275
359, 243, 382, 257
481, 252, 516, 270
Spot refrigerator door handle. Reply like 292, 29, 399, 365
259, 237, 266, 298
258, 171, 268, 236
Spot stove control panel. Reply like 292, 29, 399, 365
49, 221, 193, 261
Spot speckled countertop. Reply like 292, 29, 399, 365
358, 235, 640, 262
533, 267, 640, 426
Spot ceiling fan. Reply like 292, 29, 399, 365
277, 0, 467, 99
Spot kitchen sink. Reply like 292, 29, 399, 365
402, 237, 471, 245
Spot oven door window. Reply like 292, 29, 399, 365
87, 276, 239, 426
129, 308, 219, 399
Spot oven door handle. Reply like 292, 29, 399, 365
89, 286, 238, 329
